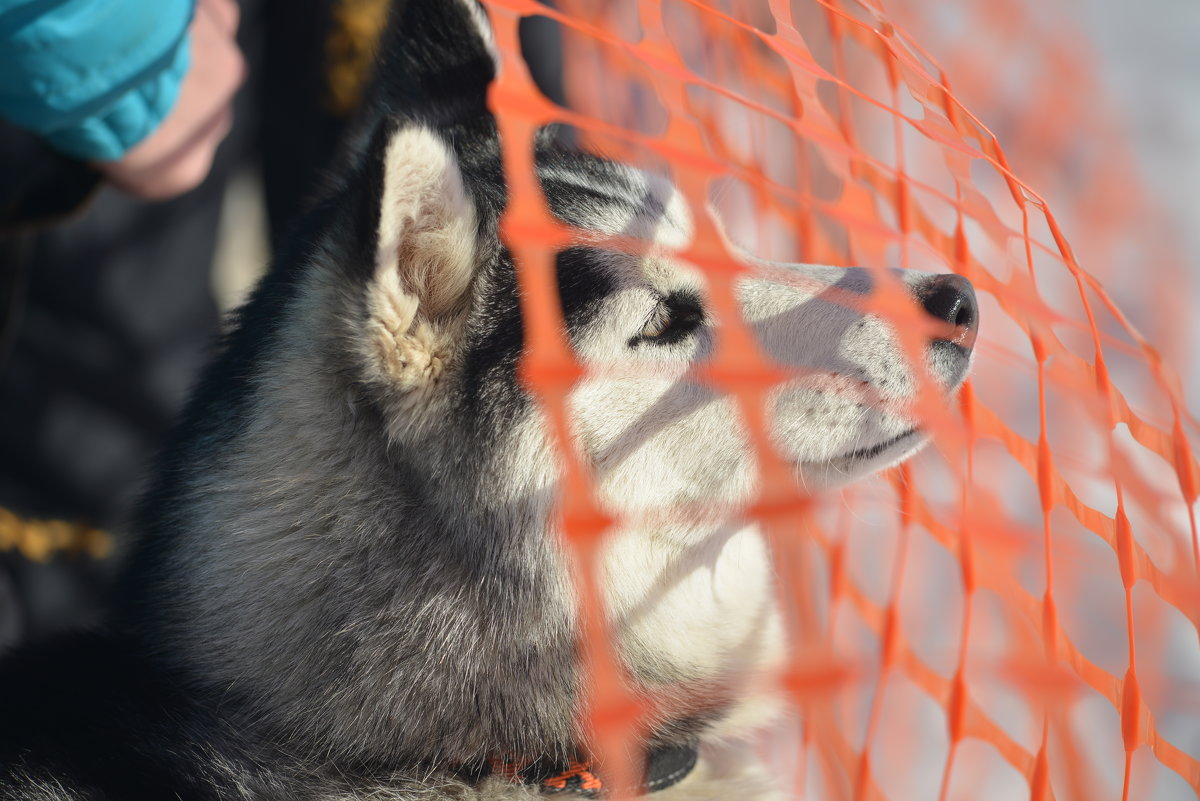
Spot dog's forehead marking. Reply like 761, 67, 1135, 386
540, 161, 692, 244
540, 159, 698, 291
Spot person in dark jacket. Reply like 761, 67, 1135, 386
0, 0, 246, 648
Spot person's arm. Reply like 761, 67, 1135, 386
0, 0, 243, 200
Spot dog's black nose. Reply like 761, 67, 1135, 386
919, 273, 978, 350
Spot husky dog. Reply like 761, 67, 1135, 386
0, 0, 977, 798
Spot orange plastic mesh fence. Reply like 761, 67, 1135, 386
479, 0, 1200, 798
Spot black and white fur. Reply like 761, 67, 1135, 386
0, 1, 978, 798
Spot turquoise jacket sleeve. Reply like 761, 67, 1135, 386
0, 0, 194, 162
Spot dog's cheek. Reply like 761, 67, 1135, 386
577, 384, 753, 511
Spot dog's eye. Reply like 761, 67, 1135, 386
632, 294, 705, 346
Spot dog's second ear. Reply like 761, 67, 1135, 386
363, 124, 479, 392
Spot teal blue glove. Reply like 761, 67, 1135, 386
0, 0, 194, 161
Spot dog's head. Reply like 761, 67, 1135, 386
342, 127, 976, 512
317, 9, 978, 524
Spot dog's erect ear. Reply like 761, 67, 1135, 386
363, 124, 478, 391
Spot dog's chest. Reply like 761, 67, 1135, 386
600, 523, 785, 692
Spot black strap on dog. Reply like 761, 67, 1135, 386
485, 742, 699, 796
